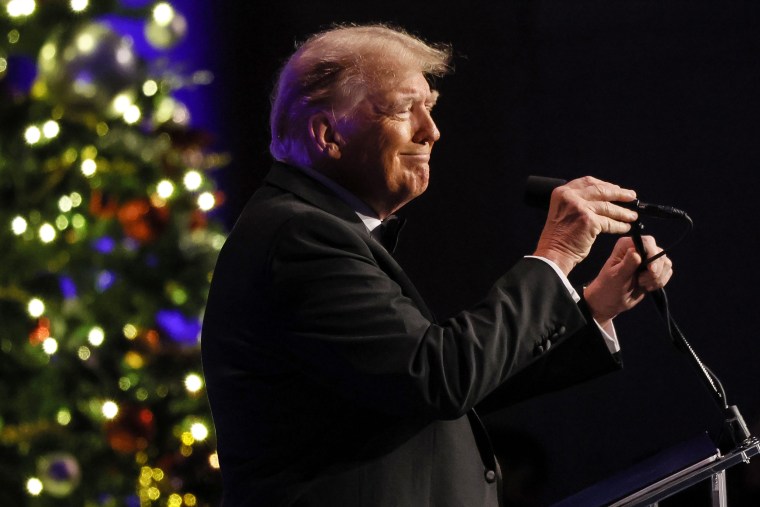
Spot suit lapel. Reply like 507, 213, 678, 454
264, 162, 435, 322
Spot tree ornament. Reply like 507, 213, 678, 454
36, 452, 82, 497
0, 47, 7, 81
29, 318, 51, 346
105, 404, 155, 454
117, 198, 169, 243
90, 190, 119, 219
37, 22, 141, 117
144, 8, 188, 50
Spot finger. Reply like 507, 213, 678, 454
617, 248, 643, 279
593, 200, 639, 223
599, 216, 633, 235
568, 176, 638, 203
639, 257, 673, 290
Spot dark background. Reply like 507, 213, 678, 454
205, 1, 760, 504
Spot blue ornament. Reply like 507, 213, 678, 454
59, 276, 78, 299
155, 309, 201, 345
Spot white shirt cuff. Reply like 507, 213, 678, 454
525, 256, 620, 354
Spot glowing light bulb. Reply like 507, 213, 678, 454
81, 159, 97, 177
7, 0, 36, 18
56, 408, 72, 425
197, 192, 215, 211
40, 43, 56, 62
42, 120, 60, 138
143, 79, 158, 97
153, 2, 175, 26
70, 192, 83, 207
77, 346, 91, 360
11, 216, 28, 235
71, 214, 86, 229
76, 32, 96, 53
26, 477, 43, 496
55, 215, 69, 230
123, 105, 141, 124
88, 326, 105, 346
39, 223, 56, 243
102, 400, 119, 419
112, 93, 132, 114
42, 337, 58, 355
184, 373, 203, 393
70, 0, 88, 12
28, 298, 45, 317
123, 323, 138, 339
24, 126, 41, 145
183, 170, 202, 191
190, 422, 209, 441
58, 195, 73, 212
156, 179, 175, 199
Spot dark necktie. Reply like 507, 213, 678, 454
371, 215, 406, 253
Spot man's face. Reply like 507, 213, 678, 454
332, 72, 440, 218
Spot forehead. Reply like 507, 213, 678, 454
369, 72, 437, 103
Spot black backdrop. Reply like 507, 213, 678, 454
206, 1, 760, 504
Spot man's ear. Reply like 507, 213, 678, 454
308, 112, 342, 160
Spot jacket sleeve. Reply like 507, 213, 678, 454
265, 212, 614, 419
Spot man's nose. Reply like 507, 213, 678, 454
413, 111, 440, 144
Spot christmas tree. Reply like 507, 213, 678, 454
1, 1, 225, 505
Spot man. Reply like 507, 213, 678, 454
202, 25, 673, 506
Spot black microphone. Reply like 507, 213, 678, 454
524, 175, 691, 221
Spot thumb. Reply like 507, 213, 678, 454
616, 248, 642, 278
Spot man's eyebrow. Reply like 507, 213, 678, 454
393, 88, 439, 105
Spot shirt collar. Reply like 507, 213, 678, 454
296, 165, 382, 231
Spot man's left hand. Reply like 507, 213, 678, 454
583, 236, 673, 327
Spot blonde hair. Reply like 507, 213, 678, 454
269, 24, 452, 166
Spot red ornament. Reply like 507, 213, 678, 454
89, 191, 119, 219
189, 209, 207, 231
29, 318, 51, 346
117, 199, 169, 243
105, 404, 155, 454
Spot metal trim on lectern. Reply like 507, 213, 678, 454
616, 437, 760, 507
552, 434, 760, 507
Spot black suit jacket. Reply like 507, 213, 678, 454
201, 162, 620, 506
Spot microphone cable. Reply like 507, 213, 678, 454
629, 219, 751, 448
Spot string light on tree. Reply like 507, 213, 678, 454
88, 326, 105, 347
39, 223, 56, 242
24, 125, 41, 145
42, 120, 60, 139
156, 179, 175, 199
70, 0, 88, 13
28, 298, 45, 318
102, 401, 119, 420
184, 373, 203, 393
11, 216, 28, 235
142, 79, 158, 97
26, 477, 43, 496
123, 104, 142, 124
42, 337, 58, 355
197, 192, 215, 211
145, 2, 187, 50
183, 170, 202, 191
6, 0, 36, 18
190, 422, 208, 441
81, 158, 97, 177
58, 195, 73, 212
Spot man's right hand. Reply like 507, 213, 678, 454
532, 176, 639, 275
